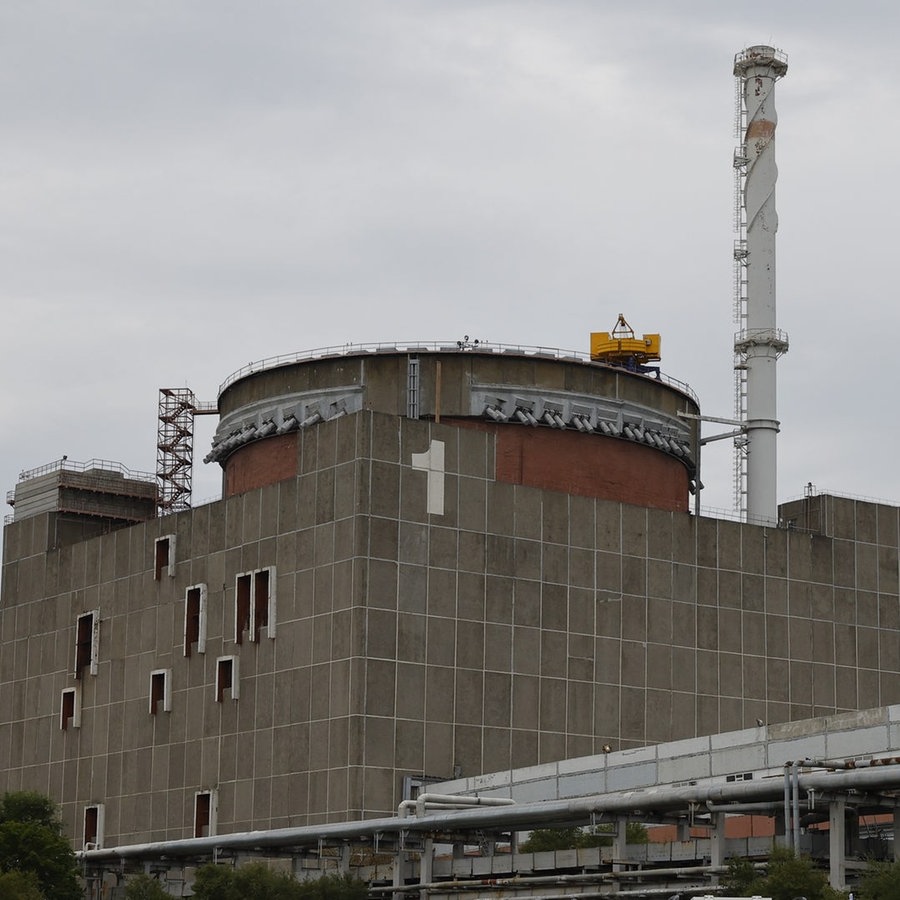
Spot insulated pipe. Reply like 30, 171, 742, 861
706, 801, 788, 813
417, 793, 514, 807
397, 794, 515, 819
80, 767, 900, 863
501, 889, 727, 900
805, 756, 900, 769
372, 864, 730, 894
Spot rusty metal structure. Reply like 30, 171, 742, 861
156, 388, 217, 514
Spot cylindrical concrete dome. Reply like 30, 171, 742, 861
207, 344, 701, 512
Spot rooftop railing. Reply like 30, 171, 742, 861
17, 458, 156, 484
217, 341, 699, 404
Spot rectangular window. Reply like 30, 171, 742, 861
235, 574, 251, 644
194, 791, 216, 838
149, 669, 171, 714
184, 584, 207, 657
235, 567, 276, 644
154, 534, 176, 580
60, 687, 81, 730
74, 611, 99, 679
215, 656, 239, 702
253, 567, 275, 641
83, 804, 104, 849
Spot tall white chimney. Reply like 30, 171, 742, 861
733, 45, 788, 526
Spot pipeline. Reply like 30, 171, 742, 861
79, 766, 900, 863
372, 864, 730, 894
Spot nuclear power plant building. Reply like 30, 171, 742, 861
3, 344, 900, 852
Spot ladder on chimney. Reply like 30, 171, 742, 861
732, 72, 749, 517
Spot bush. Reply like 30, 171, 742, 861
723, 848, 842, 900
125, 873, 174, 899
0, 870, 43, 900
192, 863, 367, 900
857, 859, 900, 900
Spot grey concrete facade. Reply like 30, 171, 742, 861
3, 409, 900, 850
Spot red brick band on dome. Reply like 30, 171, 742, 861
212, 347, 700, 512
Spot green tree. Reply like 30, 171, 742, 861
722, 856, 758, 895
724, 848, 841, 900
519, 822, 648, 852
125, 873, 174, 900
518, 827, 585, 852
0, 792, 81, 900
192, 863, 243, 900
857, 860, 900, 900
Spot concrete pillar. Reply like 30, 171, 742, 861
709, 812, 726, 868
829, 797, 846, 890
420, 838, 434, 900
613, 817, 627, 860
393, 846, 409, 900
339, 844, 351, 874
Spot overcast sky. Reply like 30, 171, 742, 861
3, 0, 899, 525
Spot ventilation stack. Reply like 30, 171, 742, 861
733, 45, 789, 526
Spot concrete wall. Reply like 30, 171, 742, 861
2, 410, 900, 850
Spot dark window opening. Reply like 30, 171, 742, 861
235, 574, 251, 644
75, 612, 95, 678
185, 587, 201, 656
61, 689, 77, 730
150, 671, 167, 714
84, 806, 99, 847
253, 569, 270, 640
216, 658, 235, 702
194, 792, 211, 838
154, 537, 171, 580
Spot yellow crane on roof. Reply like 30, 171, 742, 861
590, 314, 661, 368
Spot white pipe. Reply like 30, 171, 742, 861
80, 767, 900, 863
398, 793, 515, 820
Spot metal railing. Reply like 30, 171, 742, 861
217, 341, 699, 404
781, 486, 899, 508
16, 458, 155, 484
